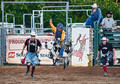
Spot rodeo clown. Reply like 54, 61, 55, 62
96, 37, 115, 76
49, 19, 65, 61
21, 31, 42, 79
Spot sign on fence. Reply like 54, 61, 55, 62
72, 28, 90, 66
6, 35, 54, 65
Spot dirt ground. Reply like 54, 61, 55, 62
0, 66, 120, 84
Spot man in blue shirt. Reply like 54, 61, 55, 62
86, 3, 103, 28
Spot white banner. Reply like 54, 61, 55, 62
6, 35, 54, 65
72, 28, 90, 66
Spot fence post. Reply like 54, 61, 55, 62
93, 22, 99, 66
0, 27, 2, 65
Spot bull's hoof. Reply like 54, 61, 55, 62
48, 57, 53, 59
67, 61, 70, 65
53, 66, 55, 69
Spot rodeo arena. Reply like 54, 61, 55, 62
0, 1, 120, 84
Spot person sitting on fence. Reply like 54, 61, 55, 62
96, 37, 115, 76
49, 19, 65, 58
85, 3, 103, 28
101, 11, 116, 36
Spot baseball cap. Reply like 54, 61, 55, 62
106, 11, 113, 15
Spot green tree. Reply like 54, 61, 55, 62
0, 0, 120, 28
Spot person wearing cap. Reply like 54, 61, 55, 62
21, 31, 42, 79
86, 3, 103, 28
49, 18, 65, 56
101, 11, 116, 28
101, 11, 116, 37
96, 37, 115, 76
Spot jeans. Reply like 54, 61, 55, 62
58, 48, 64, 56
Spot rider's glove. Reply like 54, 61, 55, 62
58, 40, 62, 44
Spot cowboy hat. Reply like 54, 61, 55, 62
101, 37, 109, 41
92, 3, 98, 8
30, 31, 36, 36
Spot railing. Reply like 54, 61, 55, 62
5, 27, 53, 35
98, 27, 120, 48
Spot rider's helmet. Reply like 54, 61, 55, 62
57, 23, 63, 30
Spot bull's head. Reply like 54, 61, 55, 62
45, 41, 55, 50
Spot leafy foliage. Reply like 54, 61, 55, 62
0, 0, 120, 28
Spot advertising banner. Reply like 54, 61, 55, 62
6, 35, 54, 65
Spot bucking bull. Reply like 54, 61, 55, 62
45, 39, 73, 69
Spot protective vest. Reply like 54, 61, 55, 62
55, 29, 63, 39
49, 22, 65, 41
28, 39, 37, 52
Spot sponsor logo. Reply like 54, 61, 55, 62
16, 53, 25, 57
40, 54, 50, 57
8, 52, 15, 58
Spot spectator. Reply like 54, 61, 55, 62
101, 11, 116, 37
101, 11, 116, 29
86, 3, 103, 28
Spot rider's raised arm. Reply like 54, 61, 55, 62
49, 19, 57, 32
61, 30, 65, 41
